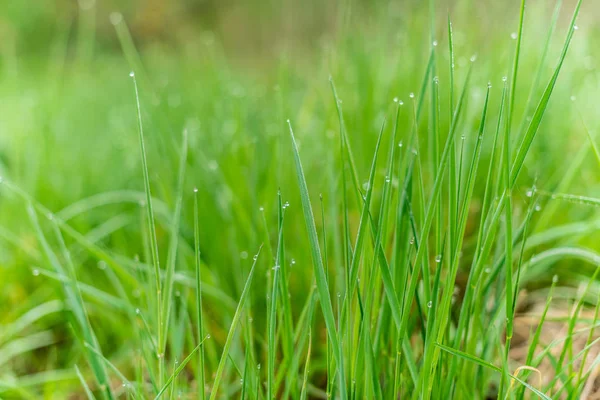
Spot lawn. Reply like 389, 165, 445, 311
0, 0, 599, 398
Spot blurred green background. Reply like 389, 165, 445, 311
0, 0, 599, 397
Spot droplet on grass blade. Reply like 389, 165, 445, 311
109, 12, 123, 25
32, 269, 40, 276
427, 301, 433, 308
511, 32, 517, 39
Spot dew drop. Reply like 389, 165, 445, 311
552, 275, 559, 283
193, 187, 198, 193
535, 204, 541, 212
435, 255, 442, 263
526, 190, 533, 198
487, 81, 492, 89
502, 76, 508, 82
135, 308, 140, 315
206, 334, 211, 339
409, 237, 415, 245
470, 55, 477, 62
433, 76, 439, 84
253, 255, 258, 261
511, 32, 518, 40
427, 301, 433, 308
409, 92, 415, 99
393, 97, 399, 103
129, 71, 135, 78
47, 213, 54, 221
259, 206, 264, 211
432, 40, 438, 47
398, 141, 403, 147
109, 12, 123, 25
291, 259, 296, 265
574, 25, 579, 31
32, 269, 40, 276
570, 95, 576, 102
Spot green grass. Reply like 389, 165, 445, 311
1, 0, 600, 399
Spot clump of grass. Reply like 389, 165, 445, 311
1, 0, 600, 399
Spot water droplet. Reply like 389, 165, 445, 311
240, 379, 244, 384
337, 292, 341, 298
570, 95, 576, 102
574, 25, 579, 31
487, 82, 492, 89
32, 269, 40, 276
526, 190, 533, 198
409, 237, 415, 245
253, 255, 258, 261
398, 141, 403, 147
257, 363, 261, 370
435, 255, 442, 263
135, 308, 140, 315
385, 176, 391, 183
511, 32, 518, 40
461, 134, 466, 140
193, 187, 198, 193
259, 206, 264, 211
433, 76, 439, 84
272, 265, 280, 271
409, 92, 415, 99
393, 97, 399, 103
470, 55, 477, 62
411, 148, 418, 155
432, 40, 438, 47
535, 204, 541, 212
427, 301, 433, 308
362, 182, 370, 190
502, 76, 508, 82
286, 119, 290, 123
47, 213, 54, 221
109, 12, 123, 25
129, 71, 135, 78
206, 334, 211, 339
240, 251, 248, 259
291, 259, 296, 265
552, 275, 559, 283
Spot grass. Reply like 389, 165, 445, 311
1, 0, 600, 399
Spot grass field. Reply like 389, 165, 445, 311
1, 0, 600, 398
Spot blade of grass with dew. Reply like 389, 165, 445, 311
130, 70, 164, 383
193, 188, 206, 400
267, 193, 285, 399
510, 0, 583, 186
287, 119, 347, 399
209, 244, 262, 400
